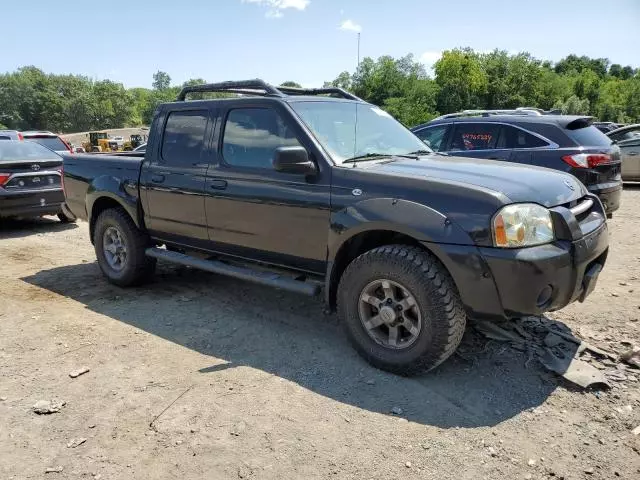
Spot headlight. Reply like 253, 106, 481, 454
492, 203, 554, 248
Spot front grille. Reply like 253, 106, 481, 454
4, 174, 61, 190
569, 198, 594, 223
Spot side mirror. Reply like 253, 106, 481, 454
272, 146, 316, 175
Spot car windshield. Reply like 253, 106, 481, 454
0, 141, 61, 162
25, 136, 68, 151
289, 101, 431, 164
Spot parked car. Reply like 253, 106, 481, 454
21, 131, 72, 155
412, 111, 622, 216
607, 123, 640, 181
0, 141, 75, 222
110, 136, 125, 148
0, 130, 23, 141
62, 80, 609, 374
593, 121, 624, 134
132, 142, 147, 152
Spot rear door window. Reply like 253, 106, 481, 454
450, 123, 500, 151
161, 110, 209, 166
414, 124, 449, 151
498, 125, 549, 149
565, 126, 612, 147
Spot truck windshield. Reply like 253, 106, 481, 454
290, 101, 431, 164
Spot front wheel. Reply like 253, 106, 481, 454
93, 208, 155, 287
337, 245, 466, 375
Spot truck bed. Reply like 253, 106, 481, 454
63, 153, 144, 222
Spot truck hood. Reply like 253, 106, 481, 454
362, 155, 586, 207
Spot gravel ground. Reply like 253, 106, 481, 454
1, 188, 639, 480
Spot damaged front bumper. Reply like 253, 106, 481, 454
429, 195, 609, 320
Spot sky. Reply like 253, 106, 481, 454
3, 0, 640, 89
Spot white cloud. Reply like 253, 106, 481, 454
243, 0, 310, 18
266, 9, 284, 18
340, 19, 361, 33
420, 51, 442, 64
420, 51, 442, 70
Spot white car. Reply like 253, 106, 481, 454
110, 136, 125, 147
607, 124, 640, 181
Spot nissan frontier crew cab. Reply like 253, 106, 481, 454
62, 80, 609, 374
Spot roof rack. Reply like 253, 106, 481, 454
435, 109, 544, 120
177, 79, 361, 102
276, 85, 362, 101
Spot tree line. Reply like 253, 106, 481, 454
1, 49, 638, 133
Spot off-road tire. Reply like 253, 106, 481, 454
337, 245, 466, 375
93, 208, 155, 287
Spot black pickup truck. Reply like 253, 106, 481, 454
63, 80, 609, 374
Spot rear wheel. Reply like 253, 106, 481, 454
337, 245, 466, 375
93, 208, 155, 286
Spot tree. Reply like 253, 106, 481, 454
152, 71, 171, 91
553, 95, 590, 115
280, 81, 302, 88
324, 71, 352, 90
434, 49, 487, 113
1, 49, 640, 135
555, 54, 609, 78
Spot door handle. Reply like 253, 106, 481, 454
151, 174, 165, 183
209, 179, 227, 190
628, 151, 638, 156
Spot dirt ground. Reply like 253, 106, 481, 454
1, 189, 639, 480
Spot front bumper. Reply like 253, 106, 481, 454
0, 188, 65, 218
428, 199, 609, 319
477, 223, 608, 317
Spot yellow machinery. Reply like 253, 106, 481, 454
124, 134, 146, 151
83, 132, 110, 152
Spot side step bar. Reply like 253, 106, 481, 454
145, 248, 321, 297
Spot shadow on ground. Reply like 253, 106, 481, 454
0, 216, 77, 240
23, 261, 561, 428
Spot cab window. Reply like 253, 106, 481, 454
222, 108, 302, 169
161, 110, 208, 166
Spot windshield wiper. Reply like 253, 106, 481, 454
343, 152, 428, 164
342, 153, 392, 164
406, 149, 433, 156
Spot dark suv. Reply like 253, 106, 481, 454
412, 111, 622, 216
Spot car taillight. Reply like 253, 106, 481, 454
0, 174, 11, 186
562, 153, 612, 168
17, 133, 24, 141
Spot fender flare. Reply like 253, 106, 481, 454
86, 175, 142, 229
325, 197, 476, 304
328, 197, 474, 261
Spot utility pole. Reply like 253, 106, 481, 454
357, 32, 361, 75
